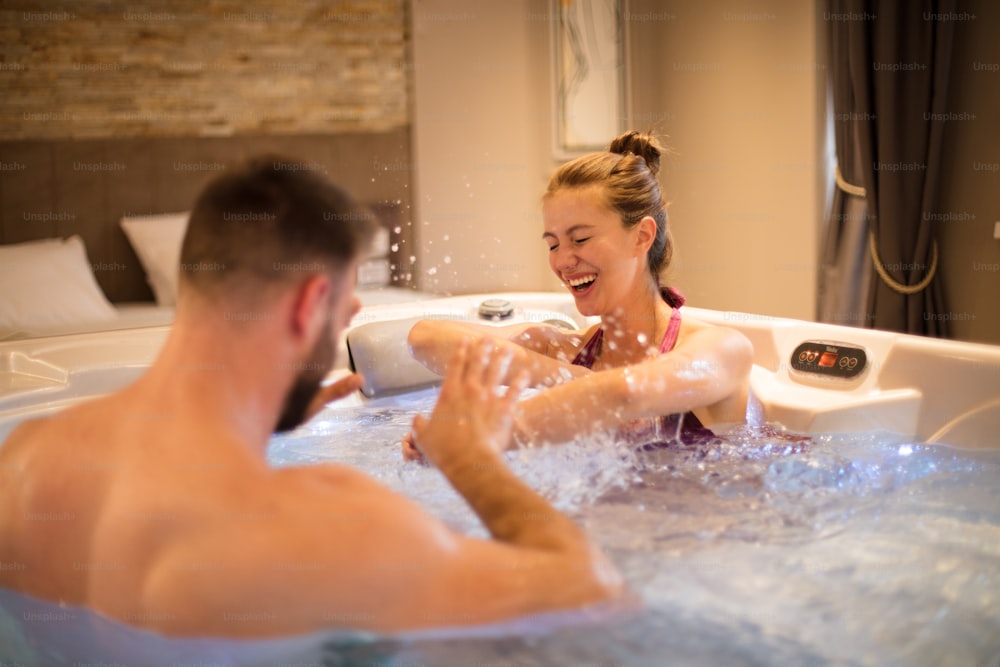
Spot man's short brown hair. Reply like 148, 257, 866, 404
179, 155, 377, 295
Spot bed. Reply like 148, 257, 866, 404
0, 202, 427, 341
0, 131, 432, 341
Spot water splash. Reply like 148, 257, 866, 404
265, 390, 1000, 664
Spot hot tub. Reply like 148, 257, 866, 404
1, 292, 998, 666
3, 291, 997, 448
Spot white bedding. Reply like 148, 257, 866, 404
0, 303, 175, 342
0, 287, 434, 342
2, 206, 423, 342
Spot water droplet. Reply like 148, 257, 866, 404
409, 255, 416, 264
390, 243, 399, 252
443, 256, 451, 264
427, 267, 437, 276
637, 333, 648, 345
897, 444, 914, 456
443, 234, 449, 241
393, 226, 402, 234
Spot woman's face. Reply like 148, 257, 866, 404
542, 187, 649, 317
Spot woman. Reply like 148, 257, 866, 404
404, 131, 753, 460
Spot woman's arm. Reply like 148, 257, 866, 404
408, 319, 592, 388
509, 326, 753, 447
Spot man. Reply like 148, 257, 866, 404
0, 157, 621, 637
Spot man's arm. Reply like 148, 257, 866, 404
409, 339, 603, 552
137, 340, 621, 638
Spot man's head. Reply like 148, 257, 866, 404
180, 155, 376, 298
180, 156, 377, 432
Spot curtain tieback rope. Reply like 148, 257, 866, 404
834, 164, 866, 198
835, 164, 939, 295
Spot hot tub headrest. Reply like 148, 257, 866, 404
346, 317, 442, 398
346, 308, 580, 399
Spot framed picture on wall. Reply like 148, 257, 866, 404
552, 0, 625, 156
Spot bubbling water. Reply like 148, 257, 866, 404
269, 388, 645, 534
268, 388, 1000, 664
4, 388, 997, 665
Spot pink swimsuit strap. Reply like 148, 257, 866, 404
572, 287, 685, 368
569, 287, 712, 442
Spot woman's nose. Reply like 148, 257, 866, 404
552, 245, 577, 272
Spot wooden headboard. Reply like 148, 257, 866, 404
0, 129, 416, 302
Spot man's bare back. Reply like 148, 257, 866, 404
0, 330, 620, 639
0, 157, 620, 638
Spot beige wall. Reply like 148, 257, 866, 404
409, 0, 554, 292
627, 0, 825, 320
411, 0, 825, 321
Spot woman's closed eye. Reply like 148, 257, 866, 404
547, 236, 590, 251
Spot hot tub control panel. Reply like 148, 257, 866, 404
789, 340, 868, 381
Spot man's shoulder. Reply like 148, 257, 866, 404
0, 396, 120, 460
271, 462, 409, 506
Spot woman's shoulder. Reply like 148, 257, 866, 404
674, 314, 754, 367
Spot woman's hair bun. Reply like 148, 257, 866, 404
608, 130, 663, 177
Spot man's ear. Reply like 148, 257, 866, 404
289, 274, 331, 342
634, 216, 657, 256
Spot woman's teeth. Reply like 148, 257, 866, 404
567, 275, 596, 291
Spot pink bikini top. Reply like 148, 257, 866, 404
571, 287, 686, 368
570, 287, 713, 445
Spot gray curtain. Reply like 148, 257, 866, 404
819, 0, 954, 336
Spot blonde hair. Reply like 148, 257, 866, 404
545, 131, 671, 282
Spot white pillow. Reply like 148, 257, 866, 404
357, 257, 392, 288
0, 236, 118, 335
119, 212, 189, 306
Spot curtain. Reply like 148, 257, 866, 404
819, 0, 955, 336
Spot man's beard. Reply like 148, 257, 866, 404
274, 320, 335, 433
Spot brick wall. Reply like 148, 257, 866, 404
0, 0, 408, 140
